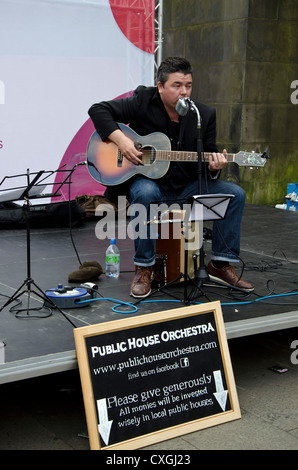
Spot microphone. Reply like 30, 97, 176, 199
175, 97, 190, 116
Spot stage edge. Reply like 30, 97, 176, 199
0, 311, 298, 384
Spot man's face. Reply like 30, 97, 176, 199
158, 72, 193, 113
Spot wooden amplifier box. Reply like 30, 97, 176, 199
154, 210, 201, 284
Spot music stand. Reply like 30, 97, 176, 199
0, 168, 77, 327
187, 193, 234, 303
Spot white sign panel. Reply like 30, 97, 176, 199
0, 0, 155, 201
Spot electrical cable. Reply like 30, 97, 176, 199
244, 260, 283, 272
76, 289, 298, 314
76, 296, 138, 314
10, 305, 53, 319
220, 291, 298, 307
67, 166, 83, 266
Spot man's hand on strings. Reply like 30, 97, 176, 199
108, 129, 143, 165
208, 149, 228, 172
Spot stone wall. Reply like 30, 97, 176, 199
162, 0, 298, 204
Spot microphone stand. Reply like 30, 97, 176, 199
179, 99, 236, 301
186, 100, 210, 301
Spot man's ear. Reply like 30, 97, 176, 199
157, 81, 163, 93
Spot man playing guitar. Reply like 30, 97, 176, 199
88, 57, 254, 298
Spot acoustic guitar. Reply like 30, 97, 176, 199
87, 123, 268, 186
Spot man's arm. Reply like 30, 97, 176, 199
88, 91, 145, 165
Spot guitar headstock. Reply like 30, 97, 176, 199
234, 149, 270, 167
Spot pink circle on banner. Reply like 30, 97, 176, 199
51, 91, 134, 202
109, 0, 155, 54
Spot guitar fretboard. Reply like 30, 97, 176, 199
141, 149, 235, 164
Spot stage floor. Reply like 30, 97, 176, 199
0, 203, 297, 383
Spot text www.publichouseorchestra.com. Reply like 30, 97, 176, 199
93, 342, 217, 375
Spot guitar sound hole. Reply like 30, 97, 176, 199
142, 146, 155, 164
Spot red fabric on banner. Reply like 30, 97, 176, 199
109, 0, 155, 54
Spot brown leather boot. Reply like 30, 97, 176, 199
130, 266, 153, 298
207, 261, 254, 292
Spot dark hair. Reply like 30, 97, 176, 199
156, 57, 193, 85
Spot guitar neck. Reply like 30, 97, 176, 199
154, 150, 236, 163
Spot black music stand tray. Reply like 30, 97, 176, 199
0, 169, 76, 327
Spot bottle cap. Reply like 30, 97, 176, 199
111, 238, 116, 244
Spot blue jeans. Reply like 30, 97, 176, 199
127, 176, 246, 266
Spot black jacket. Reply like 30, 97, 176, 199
88, 86, 219, 195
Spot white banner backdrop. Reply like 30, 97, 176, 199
0, 0, 155, 201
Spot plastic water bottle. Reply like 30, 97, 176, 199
105, 238, 120, 278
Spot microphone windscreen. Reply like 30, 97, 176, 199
175, 98, 189, 116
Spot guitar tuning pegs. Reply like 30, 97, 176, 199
261, 147, 271, 159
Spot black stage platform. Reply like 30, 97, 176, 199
0, 204, 297, 383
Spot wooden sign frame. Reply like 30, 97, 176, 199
74, 301, 241, 450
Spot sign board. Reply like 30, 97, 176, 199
74, 301, 241, 450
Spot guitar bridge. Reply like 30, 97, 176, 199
117, 150, 123, 167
